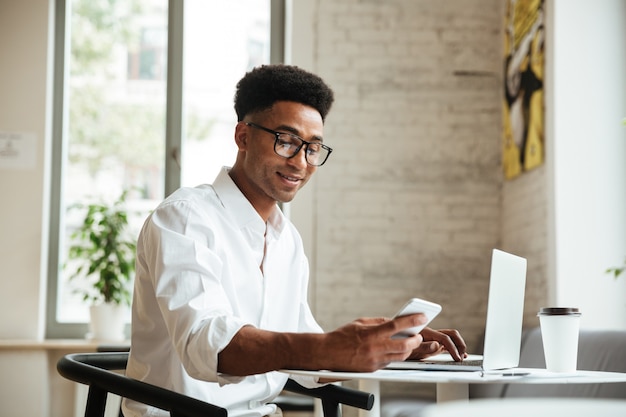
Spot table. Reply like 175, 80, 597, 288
419, 398, 626, 417
284, 368, 626, 417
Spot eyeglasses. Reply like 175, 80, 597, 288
245, 122, 333, 166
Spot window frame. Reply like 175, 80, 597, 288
46, 0, 285, 338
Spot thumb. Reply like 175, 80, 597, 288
410, 341, 444, 360
421, 341, 441, 353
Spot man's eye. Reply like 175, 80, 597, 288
277, 134, 301, 146
276, 138, 296, 149
306, 143, 322, 155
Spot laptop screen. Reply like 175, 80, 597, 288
482, 249, 528, 370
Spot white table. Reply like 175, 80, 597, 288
420, 398, 626, 417
284, 368, 626, 417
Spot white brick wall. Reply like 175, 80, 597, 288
502, 166, 549, 327
293, 0, 548, 357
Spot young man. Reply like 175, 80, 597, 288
123, 65, 466, 417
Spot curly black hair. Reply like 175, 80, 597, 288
234, 64, 334, 122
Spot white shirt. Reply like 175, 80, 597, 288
123, 167, 323, 417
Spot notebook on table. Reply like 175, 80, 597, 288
386, 249, 527, 372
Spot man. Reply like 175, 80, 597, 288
123, 64, 466, 417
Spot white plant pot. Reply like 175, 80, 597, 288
88, 303, 128, 341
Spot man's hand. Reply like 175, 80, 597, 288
408, 327, 468, 362
315, 314, 428, 372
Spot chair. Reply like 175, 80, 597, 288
57, 352, 374, 417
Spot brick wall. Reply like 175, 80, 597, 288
502, 166, 549, 327
295, 0, 548, 356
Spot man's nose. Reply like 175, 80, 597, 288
287, 145, 308, 169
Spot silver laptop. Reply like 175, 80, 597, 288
386, 249, 527, 372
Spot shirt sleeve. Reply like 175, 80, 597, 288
140, 197, 252, 383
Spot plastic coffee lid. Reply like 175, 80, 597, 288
537, 307, 581, 316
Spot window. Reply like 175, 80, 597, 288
47, 0, 280, 338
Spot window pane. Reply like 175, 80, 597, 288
57, 0, 168, 323
180, 0, 271, 186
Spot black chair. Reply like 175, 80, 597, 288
57, 352, 374, 417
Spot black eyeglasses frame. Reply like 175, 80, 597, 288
245, 122, 333, 167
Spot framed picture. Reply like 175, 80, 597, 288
503, 0, 545, 180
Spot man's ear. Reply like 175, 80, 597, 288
234, 122, 249, 150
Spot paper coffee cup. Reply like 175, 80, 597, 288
537, 307, 581, 372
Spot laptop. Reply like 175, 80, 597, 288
386, 249, 527, 372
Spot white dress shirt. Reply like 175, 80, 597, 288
123, 167, 323, 417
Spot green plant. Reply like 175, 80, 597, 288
606, 258, 626, 280
65, 190, 136, 306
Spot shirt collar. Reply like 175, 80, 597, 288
212, 167, 286, 237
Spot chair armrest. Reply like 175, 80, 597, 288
284, 378, 375, 411
57, 353, 227, 417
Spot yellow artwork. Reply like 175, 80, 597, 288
503, 0, 545, 180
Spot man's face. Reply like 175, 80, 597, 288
234, 101, 325, 207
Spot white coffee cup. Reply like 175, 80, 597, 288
537, 307, 581, 372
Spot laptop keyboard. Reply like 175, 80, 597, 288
422, 359, 484, 367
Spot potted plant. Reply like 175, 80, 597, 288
65, 190, 136, 341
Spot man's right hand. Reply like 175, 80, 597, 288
314, 314, 428, 372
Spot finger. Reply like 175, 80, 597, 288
408, 341, 441, 360
418, 341, 443, 355
436, 329, 467, 359
398, 333, 424, 352
385, 333, 424, 361
355, 317, 391, 326
440, 329, 468, 357
383, 313, 427, 337
421, 328, 465, 361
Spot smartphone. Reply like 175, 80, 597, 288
392, 298, 442, 337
